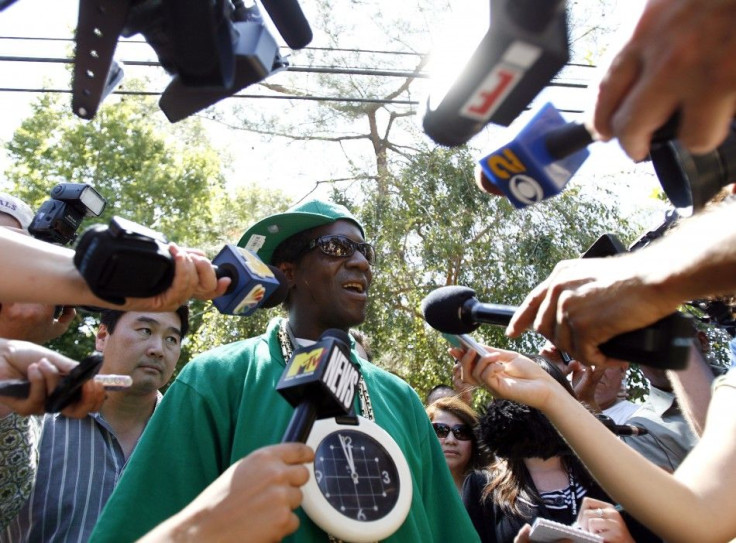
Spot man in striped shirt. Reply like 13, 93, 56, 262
1, 306, 188, 542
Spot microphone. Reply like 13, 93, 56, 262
420, 285, 695, 370
423, 0, 568, 147
476, 102, 592, 208
259, 0, 313, 50
276, 329, 361, 443
596, 414, 649, 436
211, 244, 288, 316
74, 218, 287, 313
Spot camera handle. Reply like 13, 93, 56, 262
72, 0, 129, 120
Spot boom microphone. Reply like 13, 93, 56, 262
420, 285, 694, 370
423, 0, 568, 147
277, 329, 360, 443
259, 0, 313, 50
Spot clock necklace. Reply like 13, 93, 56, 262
278, 319, 412, 543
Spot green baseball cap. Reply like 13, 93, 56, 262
237, 199, 365, 265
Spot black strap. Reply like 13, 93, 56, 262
72, 0, 130, 119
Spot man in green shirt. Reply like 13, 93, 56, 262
91, 199, 479, 543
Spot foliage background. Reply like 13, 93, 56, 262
2, 0, 732, 403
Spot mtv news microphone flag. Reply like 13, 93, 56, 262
277, 329, 360, 443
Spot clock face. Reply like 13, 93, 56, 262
313, 429, 400, 521
302, 417, 413, 543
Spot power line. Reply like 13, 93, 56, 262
0, 54, 592, 88
0, 35, 600, 69
0, 86, 420, 105
0, 86, 586, 115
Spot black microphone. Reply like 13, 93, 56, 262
420, 285, 694, 370
423, 0, 568, 147
596, 414, 649, 436
212, 244, 288, 315
276, 329, 360, 443
259, 0, 313, 50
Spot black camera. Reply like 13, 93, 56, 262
650, 119, 736, 212
628, 210, 736, 337
74, 216, 174, 305
70, 0, 311, 122
28, 183, 107, 245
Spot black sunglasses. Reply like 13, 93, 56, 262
303, 235, 376, 265
432, 422, 473, 441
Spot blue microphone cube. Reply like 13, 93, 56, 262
478, 102, 590, 208
212, 244, 281, 316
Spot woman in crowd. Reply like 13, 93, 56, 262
457, 345, 721, 542
461, 354, 615, 543
426, 396, 486, 493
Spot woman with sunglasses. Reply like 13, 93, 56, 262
461, 354, 628, 543
426, 396, 486, 494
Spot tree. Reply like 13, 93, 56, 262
5, 86, 224, 248
338, 144, 640, 402
1, 83, 275, 367
198, 0, 667, 400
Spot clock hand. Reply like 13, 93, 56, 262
339, 434, 359, 484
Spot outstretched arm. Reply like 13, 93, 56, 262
137, 443, 314, 543
593, 0, 736, 161
1, 228, 229, 311
506, 201, 736, 366
458, 346, 736, 543
0, 339, 105, 418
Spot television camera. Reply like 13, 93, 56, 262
1, 0, 312, 122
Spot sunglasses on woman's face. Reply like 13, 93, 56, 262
432, 422, 473, 441
304, 235, 376, 265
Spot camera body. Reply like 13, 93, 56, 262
74, 216, 174, 305
28, 183, 107, 245
71, 0, 309, 122
650, 119, 736, 212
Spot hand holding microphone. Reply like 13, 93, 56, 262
74, 217, 287, 314
421, 285, 694, 369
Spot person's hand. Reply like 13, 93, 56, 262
451, 346, 560, 411
538, 341, 573, 377
513, 524, 533, 543
505, 256, 677, 367
0, 339, 106, 418
138, 443, 314, 543
577, 497, 636, 543
0, 302, 75, 344
451, 361, 475, 404
569, 361, 606, 413
593, 0, 736, 161
118, 244, 230, 312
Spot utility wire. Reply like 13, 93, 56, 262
0, 54, 592, 88
0, 86, 586, 115
0, 35, 599, 69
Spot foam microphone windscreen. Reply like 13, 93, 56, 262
421, 285, 479, 334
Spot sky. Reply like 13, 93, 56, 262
0, 0, 666, 223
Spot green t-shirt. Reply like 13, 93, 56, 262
90, 318, 479, 543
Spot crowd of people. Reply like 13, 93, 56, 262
2, 0, 736, 540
